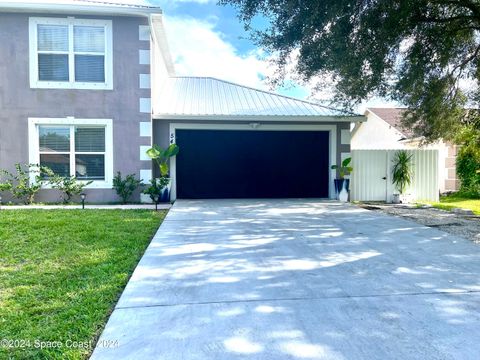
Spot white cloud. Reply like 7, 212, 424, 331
163, 16, 270, 89
162, 14, 395, 112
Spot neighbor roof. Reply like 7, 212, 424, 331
367, 107, 413, 137
0, 0, 161, 15
154, 77, 363, 121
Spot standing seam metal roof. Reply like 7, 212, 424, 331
154, 77, 359, 118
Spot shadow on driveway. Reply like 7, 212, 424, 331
91, 199, 480, 360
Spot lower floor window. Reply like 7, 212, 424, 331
39, 125, 106, 180
30, 118, 113, 187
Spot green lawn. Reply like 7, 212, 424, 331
0, 210, 166, 360
426, 194, 480, 215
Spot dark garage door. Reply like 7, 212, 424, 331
175, 129, 330, 199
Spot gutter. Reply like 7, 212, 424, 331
152, 114, 367, 122
0, 2, 162, 16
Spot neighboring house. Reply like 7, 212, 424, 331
0, 0, 364, 202
352, 107, 459, 193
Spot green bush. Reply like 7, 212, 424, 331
0, 164, 50, 204
456, 147, 480, 197
113, 172, 142, 204
142, 178, 168, 203
48, 173, 93, 203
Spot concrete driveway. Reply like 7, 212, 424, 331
91, 200, 480, 360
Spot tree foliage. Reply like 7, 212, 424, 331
220, 0, 480, 141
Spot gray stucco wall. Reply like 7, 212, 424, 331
0, 12, 151, 203
152, 119, 352, 198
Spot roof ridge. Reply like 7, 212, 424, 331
170, 76, 356, 116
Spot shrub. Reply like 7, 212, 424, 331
0, 182, 12, 193
0, 164, 49, 204
113, 172, 142, 204
49, 174, 93, 203
142, 178, 168, 203
456, 147, 480, 197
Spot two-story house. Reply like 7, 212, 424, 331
0, 0, 174, 202
0, 0, 364, 202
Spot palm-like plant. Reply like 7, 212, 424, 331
392, 150, 413, 194
146, 144, 180, 177
331, 157, 353, 179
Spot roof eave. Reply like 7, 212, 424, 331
0, 2, 161, 16
153, 114, 366, 122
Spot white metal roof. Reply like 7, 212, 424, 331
0, 0, 161, 15
154, 77, 363, 121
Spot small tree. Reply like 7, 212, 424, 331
0, 164, 49, 204
392, 151, 414, 195
113, 172, 142, 204
48, 173, 93, 203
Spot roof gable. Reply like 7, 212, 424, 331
367, 107, 413, 137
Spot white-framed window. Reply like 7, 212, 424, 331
28, 118, 113, 188
29, 17, 113, 90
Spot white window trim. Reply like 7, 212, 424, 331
29, 17, 113, 90
28, 117, 113, 189
168, 123, 337, 200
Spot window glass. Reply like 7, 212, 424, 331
76, 155, 105, 180
34, 21, 109, 86
75, 127, 105, 152
38, 54, 69, 81
74, 55, 105, 82
37, 25, 68, 52
73, 26, 105, 53
40, 154, 70, 177
38, 125, 106, 181
39, 126, 70, 152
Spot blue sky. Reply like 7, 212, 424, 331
148, 0, 392, 109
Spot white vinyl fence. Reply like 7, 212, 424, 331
351, 150, 439, 202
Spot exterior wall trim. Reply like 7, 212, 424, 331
28, 117, 113, 189
168, 123, 337, 200
156, 115, 364, 122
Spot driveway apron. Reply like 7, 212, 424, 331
91, 199, 480, 360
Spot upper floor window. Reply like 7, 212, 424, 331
29, 17, 113, 90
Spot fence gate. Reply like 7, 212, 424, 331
350, 150, 439, 202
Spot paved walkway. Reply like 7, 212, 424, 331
91, 199, 480, 360
1, 204, 171, 210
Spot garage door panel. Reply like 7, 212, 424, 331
175, 130, 329, 199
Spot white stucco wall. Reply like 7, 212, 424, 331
351, 110, 455, 194
351, 111, 407, 150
